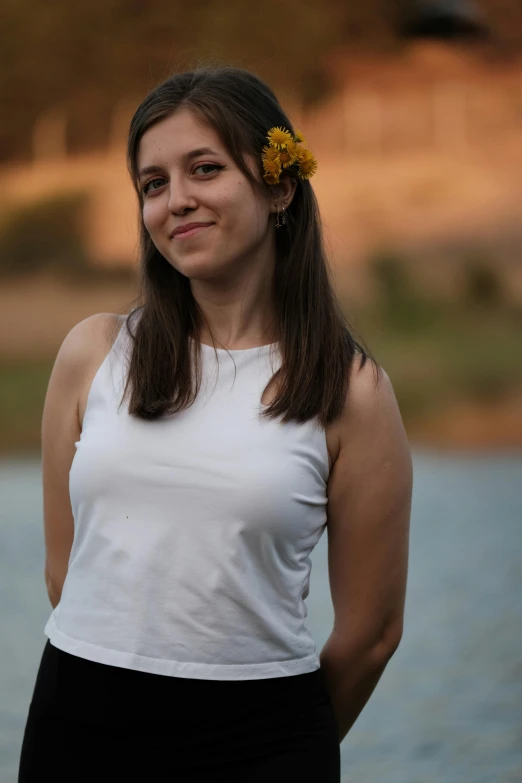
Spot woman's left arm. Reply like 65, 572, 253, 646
319, 357, 413, 743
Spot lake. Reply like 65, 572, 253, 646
1, 449, 521, 782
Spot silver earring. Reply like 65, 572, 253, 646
275, 206, 287, 229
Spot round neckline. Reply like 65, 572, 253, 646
190, 337, 278, 354
200, 342, 278, 354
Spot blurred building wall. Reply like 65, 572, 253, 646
1, 42, 522, 304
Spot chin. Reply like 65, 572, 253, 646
169, 256, 228, 281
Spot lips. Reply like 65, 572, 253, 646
171, 222, 214, 239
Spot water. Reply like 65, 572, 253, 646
2, 450, 522, 782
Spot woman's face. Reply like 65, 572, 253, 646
137, 108, 276, 282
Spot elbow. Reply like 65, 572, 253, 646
46, 582, 62, 609
372, 622, 404, 664
326, 619, 404, 669
44, 565, 63, 609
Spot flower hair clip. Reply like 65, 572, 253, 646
261, 126, 317, 185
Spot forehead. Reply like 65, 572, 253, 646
137, 108, 225, 167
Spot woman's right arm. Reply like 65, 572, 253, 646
41, 313, 112, 608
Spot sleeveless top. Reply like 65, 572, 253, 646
44, 313, 330, 680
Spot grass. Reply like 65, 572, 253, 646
349, 297, 522, 421
1, 298, 521, 454
0, 358, 54, 455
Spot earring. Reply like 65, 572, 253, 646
275, 205, 287, 229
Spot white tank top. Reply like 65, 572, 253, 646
44, 313, 330, 680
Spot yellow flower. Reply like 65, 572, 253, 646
279, 139, 298, 168
296, 148, 317, 180
263, 171, 280, 185
263, 156, 282, 175
261, 145, 279, 162
293, 128, 306, 145
267, 126, 293, 150
262, 155, 282, 184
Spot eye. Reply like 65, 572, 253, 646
193, 163, 224, 176
141, 177, 166, 195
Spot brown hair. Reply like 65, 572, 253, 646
121, 65, 380, 426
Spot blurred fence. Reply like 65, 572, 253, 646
304, 48, 522, 157
338, 78, 522, 154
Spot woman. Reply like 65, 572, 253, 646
18, 66, 412, 782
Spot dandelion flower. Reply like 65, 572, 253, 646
263, 172, 280, 185
293, 129, 306, 145
279, 139, 298, 168
296, 149, 317, 180
263, 156, 282, 175
267, 126, 293, 150
262, 156, 282, 184
261, 146, 279, 163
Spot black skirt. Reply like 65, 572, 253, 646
18, 639, 340, 782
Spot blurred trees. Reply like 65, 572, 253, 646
0, 192, 90, 278
1, 0, 521, 160
0, 191, 135, 283
360, 248, 522, 419
0, 0, 319, 161
370, 251, 442, 333
0, 0, 413, 163
463, 255, 505, 309
3, 0, 521, 163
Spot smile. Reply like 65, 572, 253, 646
172, 224, 214, 240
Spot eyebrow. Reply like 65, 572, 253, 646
138, 147, 222, 179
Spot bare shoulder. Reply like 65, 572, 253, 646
326, 355, 381, 467
334, 354, 408, 452
72, 313, 126, 427
48, 312, 121, 395
64, 312, 124, 359
327, 352, 413, 505
43, 312, 125, 431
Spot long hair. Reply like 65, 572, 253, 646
120, 65, 380, 427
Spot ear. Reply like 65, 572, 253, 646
269, 173, 298, 214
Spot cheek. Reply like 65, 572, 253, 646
222, 183, 268, 234
142, 199, 165, 238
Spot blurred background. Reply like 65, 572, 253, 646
1, 1, 521, 781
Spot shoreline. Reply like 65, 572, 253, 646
405, 394, 522, 451
2, 400, 521, 458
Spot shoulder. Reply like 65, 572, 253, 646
43, 313, 123, 436
51, 313, 125, 397
56, 313, 126, 430
344, 354, 393, 426
69, 311, 125, 346
58, 312, 125, 367
332, 353, 411, 473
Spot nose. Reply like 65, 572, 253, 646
167, 176, 198, 216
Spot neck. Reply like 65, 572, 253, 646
190, 243, 278, 349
